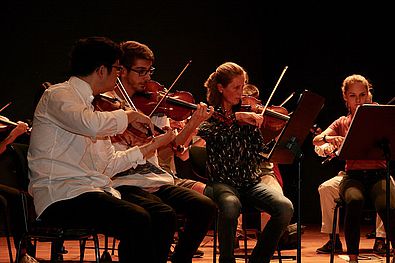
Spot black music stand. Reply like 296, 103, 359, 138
262, 90, 325, 263
338, 104, 395, 263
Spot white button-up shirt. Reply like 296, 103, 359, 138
28, 77, 145, 218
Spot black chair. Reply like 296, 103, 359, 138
0, 193, 13, 263
1, 143, 100, 263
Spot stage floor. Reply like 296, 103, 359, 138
0, 224, 390, 263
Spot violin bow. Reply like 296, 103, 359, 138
116, 77, 139, 111
116, 77, 154, 136
260, 66, 288, 116
148, 60, 192, 118
279, 92, 295, 107
0, 102, 12, 113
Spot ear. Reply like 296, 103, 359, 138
342, 92, 347, 102
120, 67, 127, 78
96, 65, 107, 79
217, 83, 224, 94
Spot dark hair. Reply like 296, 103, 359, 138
68, 36, 122, 77
119, 40, 154, 70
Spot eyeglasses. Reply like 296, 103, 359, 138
129, 67, 155, 77
111, 65, 123, 73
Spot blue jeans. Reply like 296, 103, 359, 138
205, 182, 294, 263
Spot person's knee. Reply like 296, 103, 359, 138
318, 183, 338, 196
218, 195, 241, 220
271, 197, 294, 222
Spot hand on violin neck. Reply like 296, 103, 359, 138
189, 103, 214, 126
139, 129, 177, 158
235, 112, 264, 128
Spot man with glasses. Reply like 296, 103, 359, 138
27, 37, 177, 263
106, 40, 217, 263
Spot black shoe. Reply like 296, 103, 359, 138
366, 230, 376, 239
316, 239, 343, 254
373, 238, 386, 254
100, 250, 113, 262
193, 249, 204, 258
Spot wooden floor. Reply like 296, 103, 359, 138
0, 224, 390, 263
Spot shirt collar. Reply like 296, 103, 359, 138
68, 76, 95, 104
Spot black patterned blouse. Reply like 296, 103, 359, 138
197, 106, 266, 190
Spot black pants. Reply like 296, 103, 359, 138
40, 192, 154, 263
339, 170, 395, 255
117, 185, 177, 263
118, 184, 217, 263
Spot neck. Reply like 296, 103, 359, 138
79, 75, 99, 95
221, 101, 233, 114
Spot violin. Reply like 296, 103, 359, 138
240, 96, 290, 129
239, 95, 290, 142
132, 80, 196, 121
93, 90, 186, 153
92, 94, 158, 141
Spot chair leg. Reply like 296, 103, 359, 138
79, 239, 86, 263
243, 229, 248, 263
213, 213, 217, 263
331, 200, 341, 263
111, 236, 116, 255
4, 214, 13, 263
93, 234, 101, 263
277, 248, 282, 263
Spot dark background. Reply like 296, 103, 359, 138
1, 1, 394, 224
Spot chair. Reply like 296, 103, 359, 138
188, 146, 209, 183
1, 143, 100, 263
0, 194, 13, 263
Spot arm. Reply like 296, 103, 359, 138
173, 103, 213, 147
0, 122, 29, 155
101, 129, 177, 177
312, 127, 344, 149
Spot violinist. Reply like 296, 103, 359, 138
197, 62, 294, 263
0, 119, 38, 263
0, 119, 29, 154
109, 40, 216, 263
312, 74, 395, 263
27, 36, 177, 263
240, 83, 287, 230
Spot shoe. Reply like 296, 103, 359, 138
316, 239, 343, 254
100, 250, 113, 262
193, 249, 204, 258
373, 238, 386, 254
19, 253, 39, 263
365, 229, 376, 239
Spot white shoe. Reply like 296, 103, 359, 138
19, 253, 39, 263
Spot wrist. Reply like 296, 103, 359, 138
323, 135, 329, 143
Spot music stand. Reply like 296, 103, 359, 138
262, 90, 325, 263
338, 104, 395, 263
